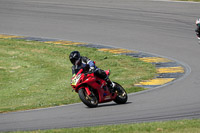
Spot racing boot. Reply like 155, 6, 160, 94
105, 77, 116, 93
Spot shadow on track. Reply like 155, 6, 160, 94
84, 102, 132, 109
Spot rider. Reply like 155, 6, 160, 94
69, 51, 115, 91
195, 18, 200, 40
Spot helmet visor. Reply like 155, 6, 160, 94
70, 58, 76, 65
70, 57, 80, 65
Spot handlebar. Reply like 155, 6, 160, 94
84, 71, 94, 76
73, 66, 95, 78
75, 68, 94, 77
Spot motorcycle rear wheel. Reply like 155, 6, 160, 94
78, 88, 98, 108
113, 82, 128, 104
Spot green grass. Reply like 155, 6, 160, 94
6, 119, 200, 133
0, 38, 156, 113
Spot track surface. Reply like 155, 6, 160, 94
0, 0, 200, 131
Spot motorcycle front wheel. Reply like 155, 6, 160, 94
78, 88, 98, 108
113, 82, 128, 104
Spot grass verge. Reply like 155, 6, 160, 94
5, 119, 200, 133
0, 38, 156, 113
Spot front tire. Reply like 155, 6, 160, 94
113, 82, 128, 104
78, 88, 98, 108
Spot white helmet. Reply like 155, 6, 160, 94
196, 18, 200, 25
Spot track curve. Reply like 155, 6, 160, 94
0, 0, 200, 131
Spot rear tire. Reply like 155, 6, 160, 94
113, 82, 128, 104
78, 88, 98, 108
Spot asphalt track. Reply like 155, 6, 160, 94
0, 0, 200, 131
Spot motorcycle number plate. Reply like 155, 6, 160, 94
71, 74, 81, 86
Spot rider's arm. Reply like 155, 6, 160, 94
72, 66, 76, 75
82, 56, 96, 72
72, 65, 81, 76
87, 60, 96, 71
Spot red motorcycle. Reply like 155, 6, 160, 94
71, 68, 128, 108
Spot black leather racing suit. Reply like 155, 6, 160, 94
71, 56, 108, 81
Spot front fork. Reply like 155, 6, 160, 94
85, 86, 91, 96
